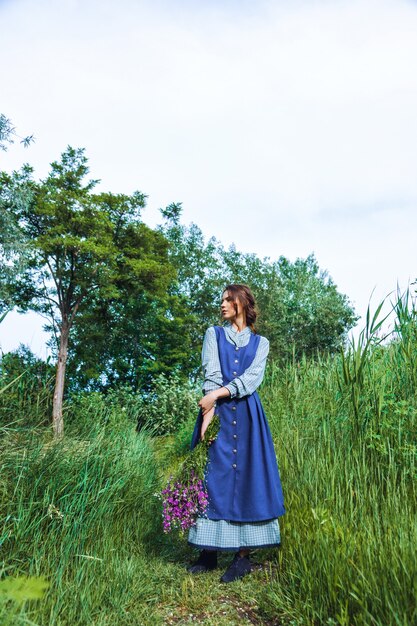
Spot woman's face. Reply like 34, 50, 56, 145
221, 290, 243, 321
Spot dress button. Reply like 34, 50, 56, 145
233, 449, 237, 454
233, 434, 237, 439
232, 406, 236, 411
234, 359, 238, 364
232, 463, 237, 469
232, 420, 236, 425
233, 371, 237, 376
235, 347, 239, 351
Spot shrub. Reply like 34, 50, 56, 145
0, 346, 54, 427
136, 373, 200, 435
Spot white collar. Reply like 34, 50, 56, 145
225, 322, 251, 336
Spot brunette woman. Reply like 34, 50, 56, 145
187, 284, 285, 583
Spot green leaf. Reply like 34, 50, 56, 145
0, 575, 49, 602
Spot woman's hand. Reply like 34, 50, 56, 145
198, 392, 217, 416
200, 405, 215, 441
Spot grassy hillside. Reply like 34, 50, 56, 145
1, 302, 416, 625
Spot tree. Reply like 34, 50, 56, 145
1, 147, 175, 436
0, 113, 34, 151
256, 255, 357, 360
65, 289, 194, 391
158, 204, 228, 375
0, 114, 34, 322
160, 207, 357, 364
0, 346, 55, 427
0, 172, 32, 322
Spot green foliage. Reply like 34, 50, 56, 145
172, 411, 199, 456
64, 384, 144, 436
0, 147, 185, 429
0, 163, 33, 321
0, 346, 54, 428
0, 575, 49, 626
66, 290, 194, 391
158, 205, 225, 376
262, 293, 417, 479
1, 415, 161, 625
393, 287, 417, 390
0, 298, 417, 626
1, 294, 416, 624
365, 400, 417, 479
2, 166, 357, 396
337, 297, 392, 431
3, 147, 162, 323
0, 113, 34, 151
175, 413, 220, 484
256, 254, 358, 360
159, 207, 357, 372
0, 575, 49, 601
253, 301, 417, 624
136, 373, 200, 435
258, 365, 416, 625
64, 374, 200, 438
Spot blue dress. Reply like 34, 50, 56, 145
188, 326, 285, 551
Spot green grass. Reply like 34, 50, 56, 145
1, 299, 416, 624
0, 414, 283, 625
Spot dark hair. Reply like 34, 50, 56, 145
222, 284, 258, 332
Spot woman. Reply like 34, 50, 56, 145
187, 284, 285, 583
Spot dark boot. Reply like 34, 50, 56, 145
187, 550, 218, 574
220, 552, 252, 583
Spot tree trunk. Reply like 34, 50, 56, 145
52, 321, 69, 438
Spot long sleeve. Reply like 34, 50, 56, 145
225, 336, 269, 398
201, 326, 223, 394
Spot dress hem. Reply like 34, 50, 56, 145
188, 540, 281, 552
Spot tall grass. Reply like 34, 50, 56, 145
0, 348, 54, 429
258, 297, 417, 625
260, 366, 416, 624
0, 409, 162, 625
1, 293, 416, 624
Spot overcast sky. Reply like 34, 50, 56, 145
1, 0, 417, 358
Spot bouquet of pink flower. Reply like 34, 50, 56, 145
160, 414, 220, 534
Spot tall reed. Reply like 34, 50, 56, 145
0, 413, 162, 625
258, 294, 416, 625
1, 291, 416, 624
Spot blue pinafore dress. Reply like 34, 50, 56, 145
188, 326, 285, 551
